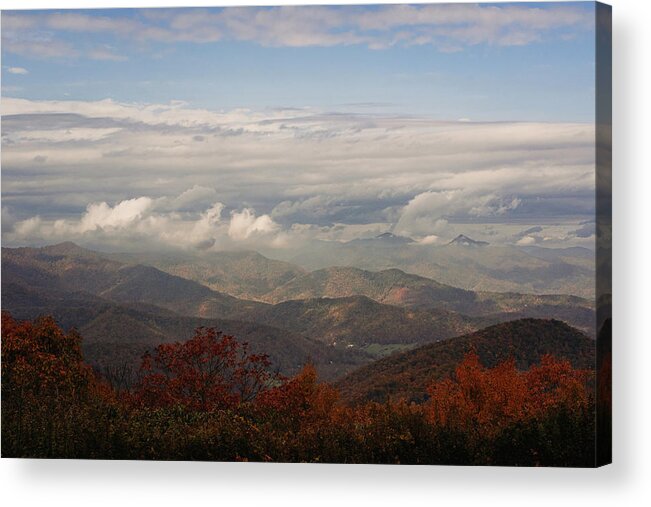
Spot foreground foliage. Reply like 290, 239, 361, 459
2, 312, 599, 465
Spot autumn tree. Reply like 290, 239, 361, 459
254, 364, 345, 461
1, 312, 115, 458
425, 351, 595, 466
2, 312, 598, 465
132, 327, 277, 411
2, 311, 87, 392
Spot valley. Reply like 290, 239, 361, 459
2, 241, 598, 391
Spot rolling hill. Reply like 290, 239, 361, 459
246, 295, 486, 351
2, 244, 489, 371
259, 266, 595, 334
335, 318, 596, 405
86, 244, 595, 334
1, 242, 265, 319
2, 243, 597, 377
1, 283, 367, 381
2, 244, 487, 352
262, 238, 596, 298
79, 305, 368, 381
107, 249, 306, 300
262, 266, 471, 306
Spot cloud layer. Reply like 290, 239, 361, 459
2, 96, 596, 251
1, 4, 593, 59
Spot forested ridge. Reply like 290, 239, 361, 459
2, 312, 607, 466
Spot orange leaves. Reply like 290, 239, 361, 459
2, 312, 119, 458
1, 312, 90, 394
426, 351, 592, 439
131, 326, 277, 411
257, 364, 339, 422
525, 355, 591, 413
2, 311, 599, 464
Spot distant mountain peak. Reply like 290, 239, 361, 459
41, 241, 94, 256
374, 232, 414, 243
345, 232, 414, 246
447, 234, 489, 247
45, 241, 80, 250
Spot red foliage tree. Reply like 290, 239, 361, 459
2, 312, 115, 457
2, 311, 91, 396
426, 351, 592, 439
132, 327, 277, 411
256, 364, 339, 426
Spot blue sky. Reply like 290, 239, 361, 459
2, 3, 596, 121
1, 3, 600, 251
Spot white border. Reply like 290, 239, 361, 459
1, 0, 650, 505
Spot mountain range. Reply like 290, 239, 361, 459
107, 249, 306, 299
257, 266, 594, 332
2, 242, 598, 390
103, 243, 595, 332
2, 259, 364, 381
258, 234, 596, 298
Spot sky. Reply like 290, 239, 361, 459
1, 3, 599, 252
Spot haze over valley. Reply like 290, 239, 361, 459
2, 239, 597, 384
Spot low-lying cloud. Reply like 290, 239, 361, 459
6, 194, 283, 252
2, 97, 597, 251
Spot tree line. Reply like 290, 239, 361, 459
1, 312, 602, 466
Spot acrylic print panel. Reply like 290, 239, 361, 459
0, 2, 611, 466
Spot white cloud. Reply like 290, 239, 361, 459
5, 191, 286, 252
6, 67, 28, 75
2, 206, 18, 233
45, 12, 142, 34
417, 235, 441, 245
77, 197, 153, 233
14, 216, 43, 237
393, 191, 457, 237
228, 208, 279, 241
1, 39, 79, 59
469, 196, 522, 217
394, 191, 525, 238
8, 127, 122, 143
1, 4, 593, 56
516, 235, 538, 246
1, 13, 39, 31
2, 98, 597, 250
87, 47, 128, 62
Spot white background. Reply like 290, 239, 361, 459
1, 0, 649, 505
